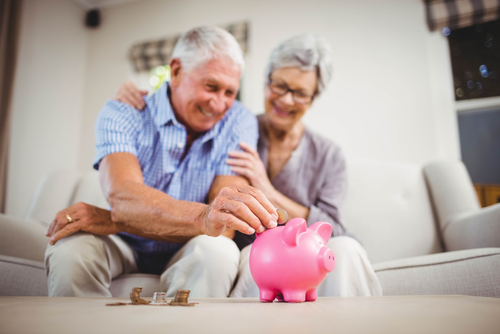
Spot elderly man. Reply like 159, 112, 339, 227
44, 26, 278, 298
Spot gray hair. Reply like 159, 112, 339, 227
171, 26, 245, 75
266, 34, 333, 96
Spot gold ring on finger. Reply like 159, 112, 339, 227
66, 215, 73, 224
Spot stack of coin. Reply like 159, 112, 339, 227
152, 291, 167, 304
172, 290, 191, 304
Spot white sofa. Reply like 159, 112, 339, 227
1, 160, 499, 297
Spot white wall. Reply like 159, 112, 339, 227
6, 0, 88, 216
78, 0, 459, 172
6, 0, 460, 217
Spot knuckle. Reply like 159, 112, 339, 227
247, 195, 259, 208
234, 202, 247, 215
212, 197, 224, 209
247, 187, 259, 197
220, 214, 233, 226
207, 210, 216, 221
219, 186, 233, 197
209, 208, 227, 221
69, 224, 80, 232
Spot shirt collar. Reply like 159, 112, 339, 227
199, 116, 222, 144
150, 82, 180, 129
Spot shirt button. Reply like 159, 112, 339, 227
177, 142, 184, 149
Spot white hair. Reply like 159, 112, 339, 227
171, 26, 245, 75
266, 34, 333, 96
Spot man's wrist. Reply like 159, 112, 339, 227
193, 203, 209, 236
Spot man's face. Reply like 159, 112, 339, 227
170, 56, 241, 134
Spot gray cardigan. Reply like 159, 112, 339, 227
233, 115, 348, 250
257, 115, 347, 236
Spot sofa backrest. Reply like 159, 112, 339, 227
70, 172, 109, 210
24, 170, 83, 225
27, 161, 446, 265
24, 170, 108, 225
343, 159, 443, 264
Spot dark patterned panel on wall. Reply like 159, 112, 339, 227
446, 19, 499, 101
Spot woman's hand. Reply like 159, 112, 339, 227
226, 142, 275, 198
114, 81, 148, 110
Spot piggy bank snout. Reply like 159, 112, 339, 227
318, 247, 335, 272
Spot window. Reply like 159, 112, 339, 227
445, 19, 499, 101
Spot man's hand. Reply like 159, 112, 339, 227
199, 182, 278, 237
114, 81, 148, 110
45, 202, 120, 245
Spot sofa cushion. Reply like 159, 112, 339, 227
0, 255, 48, 296
109, 273, 161, 298
344, 160, 442, 263
374, 248, 500, 297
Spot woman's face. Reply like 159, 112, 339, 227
264, 67, 318, 131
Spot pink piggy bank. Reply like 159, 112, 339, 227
249, 217, 335, 303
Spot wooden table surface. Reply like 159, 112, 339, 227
1, 295, 499, 334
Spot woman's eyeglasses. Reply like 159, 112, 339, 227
267, 79, 315, 104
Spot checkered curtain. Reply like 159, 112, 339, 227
424, 0, 500, 31
0, 0, 23, 213
130, 22, 249, 72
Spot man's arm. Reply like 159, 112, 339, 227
99, 152, 205, 238
47, 152, 278, 244
103, 153, 277, 237
45, 202, 193, 245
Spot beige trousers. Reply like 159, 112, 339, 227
45, 232, 240, 298
230, 236, 383, 297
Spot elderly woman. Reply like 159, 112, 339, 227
116, 34, 382, 298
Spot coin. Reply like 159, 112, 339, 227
276, 208, 288, 224
152, 291, 167, 304
171, 290, 191, 304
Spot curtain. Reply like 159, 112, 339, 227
129, 21, 249, 72
424, 0, 500, 31
0, 0, 23, 213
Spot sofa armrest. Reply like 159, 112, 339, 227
0, 214, 49, 262
443, 203, 500, 251
423, 161, 480, 230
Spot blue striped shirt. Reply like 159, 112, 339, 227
94, 82, 258, 274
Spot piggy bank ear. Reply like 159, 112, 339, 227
309, 222, 332, 243
282, 218, 308, 246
